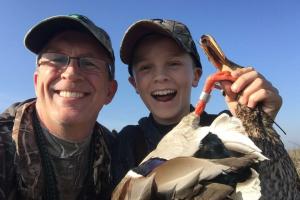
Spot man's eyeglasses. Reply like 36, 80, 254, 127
37, 52, 112, 77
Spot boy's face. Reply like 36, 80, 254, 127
129, 35, 201, 125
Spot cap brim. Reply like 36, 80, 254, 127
25, 16, 96, 54
120, 20, 175, 64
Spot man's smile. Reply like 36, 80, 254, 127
58, 90, 85, 98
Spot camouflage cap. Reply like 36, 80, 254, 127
120, 18, 202, 70
24, 14, 115, 78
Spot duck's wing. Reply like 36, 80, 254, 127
141, 112, 210, 162
209, 113, 268, 161
111, 172, 155, 200
113, 156, 260, 200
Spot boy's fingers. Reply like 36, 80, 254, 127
219, 80, 236, 101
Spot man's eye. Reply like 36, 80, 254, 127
52, 57, 67, 64
39, 56, 66, 66
43, 55, 67, 66
81, 59, 98, 69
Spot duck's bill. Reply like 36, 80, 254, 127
200, 34, 244, 72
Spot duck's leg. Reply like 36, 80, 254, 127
195, 71, 236, 116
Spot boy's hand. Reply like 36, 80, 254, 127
221, 67, 282, 120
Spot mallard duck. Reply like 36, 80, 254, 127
112, 91, 268, 199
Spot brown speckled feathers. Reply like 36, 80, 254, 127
236, 104, 300, 200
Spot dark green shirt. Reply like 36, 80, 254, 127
41, 125, 91, 200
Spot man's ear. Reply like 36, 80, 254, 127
33, 70, 39, 96
192, 68, 202, 87
128, 76, 139, 94
105, 80, 118, 105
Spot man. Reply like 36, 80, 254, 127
0, 14, 117, 199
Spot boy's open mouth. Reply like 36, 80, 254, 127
151, 89, 177, 102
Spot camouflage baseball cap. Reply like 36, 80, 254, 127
24, 14, 115, 78
120, 18, 202, 70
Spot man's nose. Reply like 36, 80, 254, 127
60, 58, 84, 80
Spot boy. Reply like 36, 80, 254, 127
113, 19, 282, 184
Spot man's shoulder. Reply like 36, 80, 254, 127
95, 123, 118, 148
0, 98, 36, 136
98, 123, 116, 137
0, 98, 36, 121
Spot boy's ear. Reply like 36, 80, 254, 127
192, 68, 202, 87
128, 76, 139, 94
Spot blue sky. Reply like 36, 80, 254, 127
1, 1, 299, 148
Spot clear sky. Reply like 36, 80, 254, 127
1, 1, 299, 148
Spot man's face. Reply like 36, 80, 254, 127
34, 31, 117, 133
129, 35, 201, 125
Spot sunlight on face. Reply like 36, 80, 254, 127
34, 31, 117, 138
129, 35, 201, 125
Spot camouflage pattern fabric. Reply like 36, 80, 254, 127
0, 99, 113, 199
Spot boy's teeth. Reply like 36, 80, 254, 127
153, 89, 175, 96
59, 91, 84, 98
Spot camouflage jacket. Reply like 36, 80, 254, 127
0, 99, 115, 200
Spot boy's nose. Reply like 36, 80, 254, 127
153, 68, 169, 83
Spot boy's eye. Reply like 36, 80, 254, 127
137, 64, 151, 72
168, 60, 182, 67
170, 62, 179, 65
